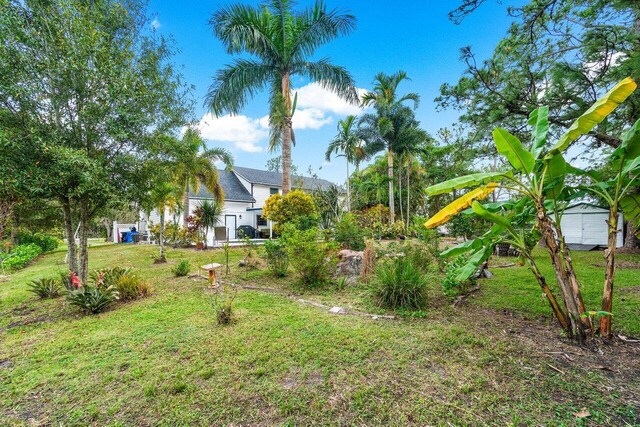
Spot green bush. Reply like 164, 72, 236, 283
370, 256, 430, 309
263, 239, 289, 277
0, 243, 42, 271
333, 213, 365, 250
173, 260, 191, 277
283, 225, 337, 287
17, 231, 60, 253
27, 277, 61, 299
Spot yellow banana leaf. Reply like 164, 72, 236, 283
550, 77, 637, 154
425, 183, 499, 229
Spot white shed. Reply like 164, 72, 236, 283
560, 203, 624, 247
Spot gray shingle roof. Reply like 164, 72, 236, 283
233, 166, 335, 191
189, 169, 255, 203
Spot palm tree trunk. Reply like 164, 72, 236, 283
387, 148, 394, 224
406, 164, 411, 231
159, 210, 166, 263
346, 160, 351, 212
398, 160, 404, 225
281, 72, 293, 194
600, 209, 618, 337
183, 186, 190, 226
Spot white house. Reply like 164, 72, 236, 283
138, 166, 335, 245
560, 203, 624, 248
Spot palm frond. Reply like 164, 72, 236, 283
295, 58, 359, 104
206, 59, 276, 116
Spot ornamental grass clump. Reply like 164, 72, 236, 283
370, 256, 430, 310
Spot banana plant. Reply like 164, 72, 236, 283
425, 77, 637, 341
567, 118, 640, 338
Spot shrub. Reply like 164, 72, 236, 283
263, 190, 318, 233
114, 274, 151, 301
370, 256, 430, 309
17, 231, 60, 253
352, 206, 405, 239
283, 226, 337, 287
91, 267, 150, 301
27, 277, 61, 299
442, 255, 477, 297
333, 213, 365, 250
403, 240, 437, 273
173, 260, 191, 277
65, 272, 119, 314
263, 239, 289, 277
0, 243, 42, 271
209, 285, 237, 325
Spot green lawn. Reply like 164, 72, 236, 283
1, 243, 638, 426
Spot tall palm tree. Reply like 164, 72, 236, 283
360, 71, 420, 223
325, 115, 366, 212
206, 0, 359, 194
174, 128, 233, 225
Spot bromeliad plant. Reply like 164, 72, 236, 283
425, 77, 637, 341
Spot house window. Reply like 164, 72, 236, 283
270, 187, 279, 195
257, 215, 267, 227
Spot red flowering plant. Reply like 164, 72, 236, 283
65, 270, 119, 314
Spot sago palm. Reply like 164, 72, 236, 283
174, 128, 233, 225
360, 71, 420, 223
325, 115, 367, 211
206, 0, 359, 193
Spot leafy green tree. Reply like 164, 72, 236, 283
173, 128, 233, 225
325, 115, 367, 211
206, 0, 359, 194
359, 71, 420, 223
0, 0, 191, 282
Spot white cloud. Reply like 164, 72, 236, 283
196, 113, 268, 153
295, 82, 367, 116
151, 18, 161, 30
292, 108, 333, 129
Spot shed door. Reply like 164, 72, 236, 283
561, 214, 582, 244
582, 214, 609, 245
225, 215, 237, 240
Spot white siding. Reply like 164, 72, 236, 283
561, 205, 624, 247
252, 184, 279, 209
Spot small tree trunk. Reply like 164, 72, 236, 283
624, 219, 639, 248
62, 197, 78, 274
78, 206, 90, 285
281, 72, 293, 195
600, 209, 618, 337
158, 211, 167, 263
10, 209, 18, 245
387, 148, 395, 224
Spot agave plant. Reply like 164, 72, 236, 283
425, 77, 638, 341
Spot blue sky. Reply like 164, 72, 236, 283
147, 0, 523, 184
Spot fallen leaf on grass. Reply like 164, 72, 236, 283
572, 408, 590, 419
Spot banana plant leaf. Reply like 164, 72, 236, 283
425, 171, 509, 196
549, 77, 637, 155
471, 201, 517, 236
620, 194, 640, 222
612, 118, 640, 164
493, 128, 534, 173
622, 156, 640, 176
440, 225, 504, 258
454, 244, 495, 283
529, 106, 549, 159
425, 183, 499, 229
